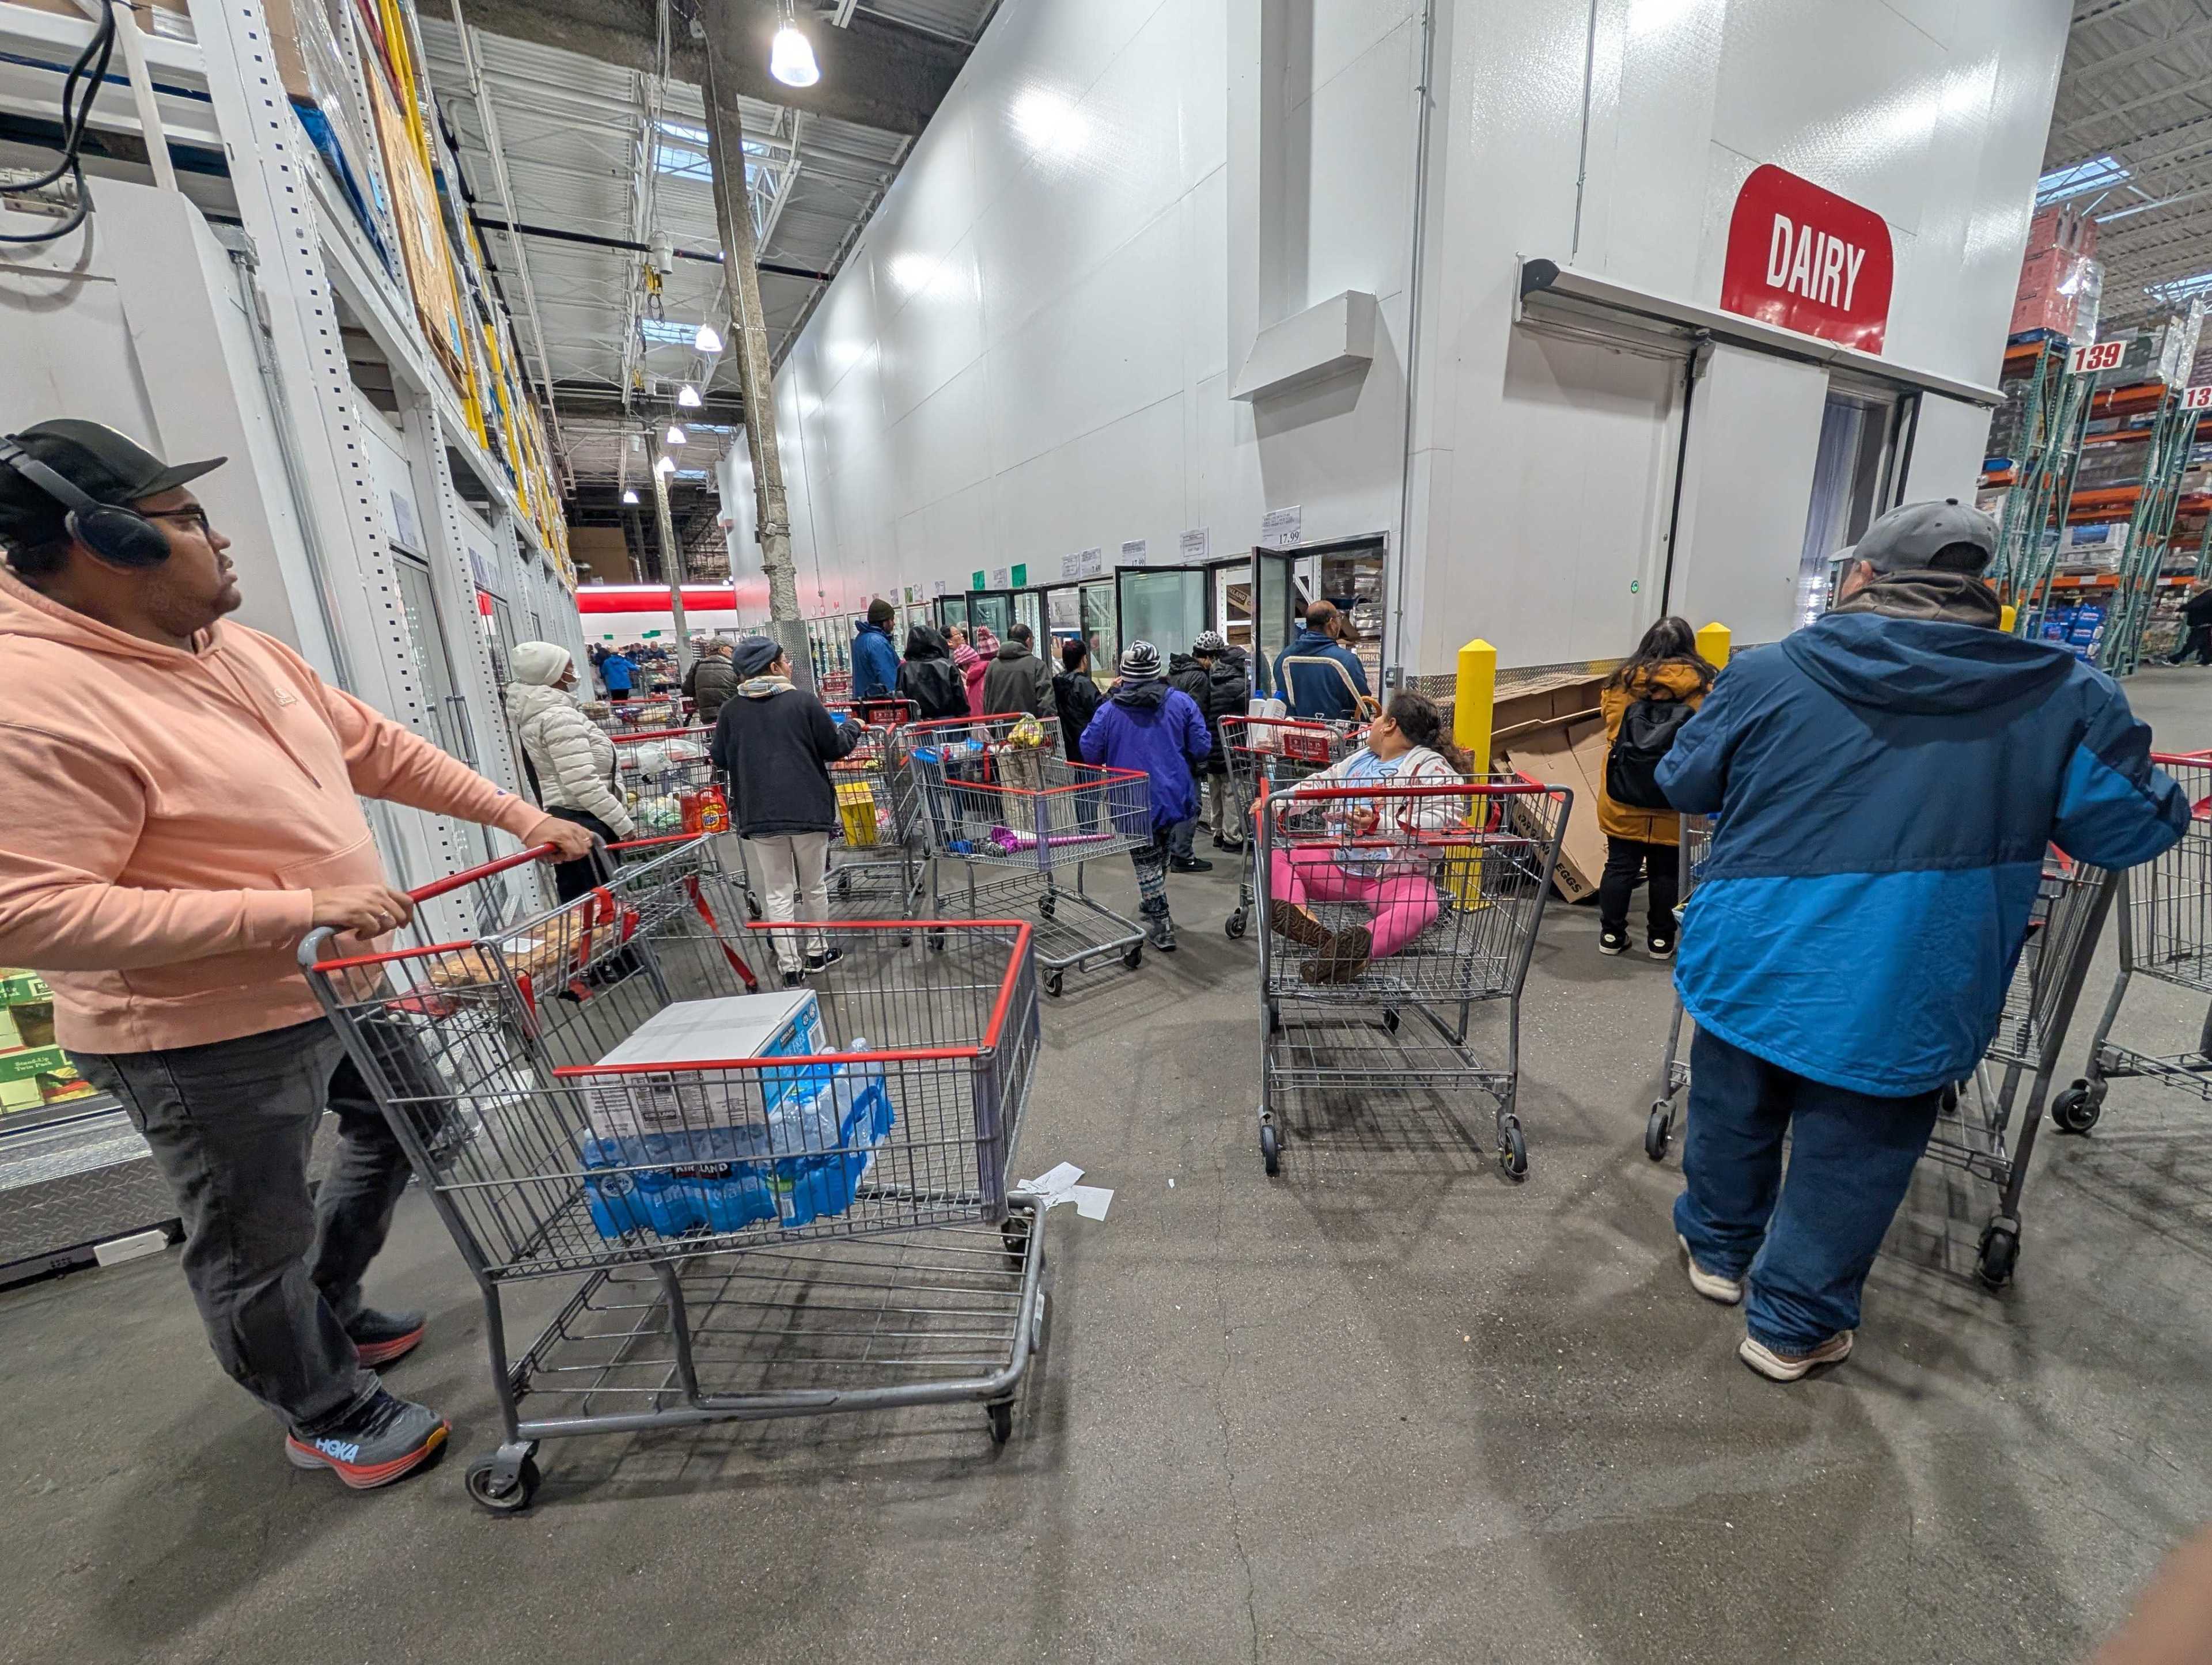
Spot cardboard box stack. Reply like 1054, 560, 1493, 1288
2012, 207, 2102, 342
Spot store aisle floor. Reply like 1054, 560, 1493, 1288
4, 670, 2209, 1665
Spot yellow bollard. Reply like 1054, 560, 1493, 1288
1696, 621, 1732, 670
1455, 638, 1497, 771
1448, 639, 1498, 907
2000, 603, 2017, 634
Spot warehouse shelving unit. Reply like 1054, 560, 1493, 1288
0, 0, 583, 1272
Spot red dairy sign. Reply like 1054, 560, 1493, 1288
1721, 164, 1895, 353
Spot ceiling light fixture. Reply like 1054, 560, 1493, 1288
665, 424, 688, 446
677, 382, 702, 408
621, 488, 639, 504
770, 2, 820, 88
695, 321, 724, 354
654, 454, 676, 475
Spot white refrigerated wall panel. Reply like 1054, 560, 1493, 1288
891, 358, 994, 521
358, 410, 426, 556
876, 229, 989, 427
1300, 18, 1418, 316
1669, 344, 1830, 647
1902, 392, 1996, 508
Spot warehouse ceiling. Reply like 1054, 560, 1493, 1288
419, 0, 998, 509
2046, 0, 2212, 328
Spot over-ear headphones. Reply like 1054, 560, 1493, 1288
0, 435, 172, 567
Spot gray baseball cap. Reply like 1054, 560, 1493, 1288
1846, 498, 1998, 575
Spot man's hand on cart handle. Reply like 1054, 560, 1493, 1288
309, 885, 416, 939
525, 816, 599, 862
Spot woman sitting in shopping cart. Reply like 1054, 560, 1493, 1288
1267, 691, 1473, 984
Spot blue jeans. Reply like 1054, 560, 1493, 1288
1673, 1028, 1942, 1352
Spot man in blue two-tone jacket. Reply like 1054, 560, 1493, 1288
851, 598, 902, 699
1276, 601, 1372, 719
1657, 498, 2187, 1384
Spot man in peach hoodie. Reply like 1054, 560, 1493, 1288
0, 420, 594, 1490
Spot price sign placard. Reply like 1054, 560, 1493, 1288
2181, 384, 2212, 411
2070, 339, 2127, 376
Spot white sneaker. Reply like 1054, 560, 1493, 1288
1738, 1330, 1854, 1382
1677, 1234, 1743, 1305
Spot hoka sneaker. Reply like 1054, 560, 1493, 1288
344, 1305, 426, 1368
285, 1388, 449, 1490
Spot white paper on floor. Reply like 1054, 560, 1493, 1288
1020, 1160, 1113, 1221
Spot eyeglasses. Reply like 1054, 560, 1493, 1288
142, 507, 213, 536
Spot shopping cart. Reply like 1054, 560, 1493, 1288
824, 700, 926, 920
907, 714, 1153, 997
1255, 775, 1570, 1178
301, 835, 1048, 1511
2051, 753, 2212, 1134
1927, 854, 2115, 1287
1219, 715, 1368, 941
590, 696, 687, 737
609, 727, 724, 838
1643, 814, 1711, 1161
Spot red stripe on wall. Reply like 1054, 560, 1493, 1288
576, 586, 746, 615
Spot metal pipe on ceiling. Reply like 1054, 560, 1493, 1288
469, 214, 836, 282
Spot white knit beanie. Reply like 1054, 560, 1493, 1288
510, 641, 573, 687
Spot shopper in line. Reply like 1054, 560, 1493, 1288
1658, 499, 2186, 1383
897, 623, 968, 720
599, 644, 637, 700
1054, 637, 1103, 761
505, 640, 637, 901
1276, 600, 1373, 720
1081, 640, 1211, 952
1187, 629, 1250, 852
981, 621, 1057, 719
1595, 616, 1714, 959
1267, 692, 1470, 984
681, 636, 737, 726
1164, 641, 1218, 873
710, 636, 863, 985
0, 419, 595, 1489
851, 598, 903, 698
962, 624, 999, 714
2164, 581, 2212, 666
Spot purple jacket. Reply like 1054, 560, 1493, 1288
1081, 680, 1211, 829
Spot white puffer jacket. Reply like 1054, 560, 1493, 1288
505, 680, 635, 839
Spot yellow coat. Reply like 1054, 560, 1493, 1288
1596, 661, 1709, 844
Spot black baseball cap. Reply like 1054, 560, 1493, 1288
0, 419, 226, 550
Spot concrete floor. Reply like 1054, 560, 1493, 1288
4, 668, 2210, 1665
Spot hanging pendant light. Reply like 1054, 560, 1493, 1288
770, 2, 819, 88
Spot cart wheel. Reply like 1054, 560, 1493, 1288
2050, 1083, 2103, 1135
1644, 1102, 1673, 1162
927, 927, 946, 953
834, 872, 853, 899
986, 1400, 1014, 1445
463, 1452, 540, 1515
1224, 911, 1247, 940
1940, 1082, 1960, 1113
1122, 943, 1144, 971
1002, 1220, 1029, 1265
1499, 1119, 1529, 1182
1031, 1290, 1048, 1353
900, 932, 914, 948
1267, 1002, 1281, 1034
1037, 896, 1056, 920
1382, 1009, 1399, 1033
1260, 1121, 1280, 1177
1976, 1220, 2020, 1291
1043, 970, 1064, 998
744, 892, 762, 920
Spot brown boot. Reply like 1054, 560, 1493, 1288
1299, 924, 1373, 985
1267, 900, 1330, 949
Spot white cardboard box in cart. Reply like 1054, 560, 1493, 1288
584, 992, 823, 1139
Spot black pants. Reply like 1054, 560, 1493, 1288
1599, 835, 1680, 940
2171, 623, 2212, 666
546, 806, 621, 902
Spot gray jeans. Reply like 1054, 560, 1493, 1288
75, 1016, 430, 1431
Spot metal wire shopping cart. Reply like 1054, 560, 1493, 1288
1929, 854, 2116, 1287
301, 835, 1047, 1512
2051, 753, 2212, 1135
907, 715, 1153, 997
1254, 775, 1571, 1178
1643, 814, 1711, 1161
590, 696, 688, 737
1219, 715, 1368, 941
824, 701, 927, 920
610, 726, 725, 840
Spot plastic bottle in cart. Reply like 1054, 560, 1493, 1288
768, 1043, 899, 1227
681, 787, 730, 835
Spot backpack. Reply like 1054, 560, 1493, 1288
1605, 696, 1695, 811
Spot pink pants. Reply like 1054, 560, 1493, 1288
1269, 848, 1440, 957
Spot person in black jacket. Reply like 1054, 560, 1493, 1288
1054, 638, 1103, 760
896, 624, 969, 721
2166, 582, 2212, 666
1195, 633, 1248, 850
710, 637, 863, 984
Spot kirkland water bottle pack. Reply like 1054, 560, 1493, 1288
575, 992, 899, 1241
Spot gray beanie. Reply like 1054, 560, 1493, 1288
1119, 640, 1162, 681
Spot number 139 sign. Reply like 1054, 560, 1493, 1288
2182, 384, 2212, 411
2070, 339, 2126, 376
